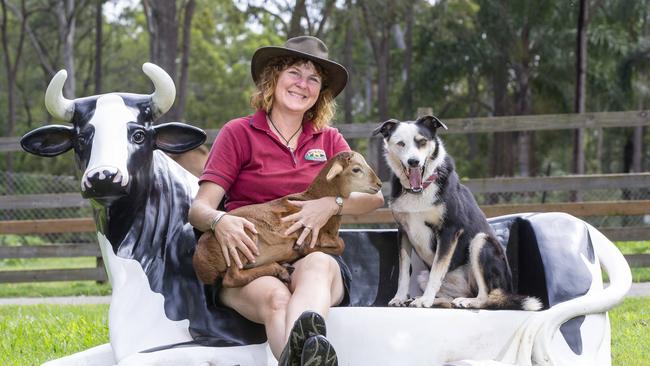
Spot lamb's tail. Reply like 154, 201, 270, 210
485, 289, 543, 311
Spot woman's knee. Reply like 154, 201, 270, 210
294, 252, 338, 280
265, 286, 291, 313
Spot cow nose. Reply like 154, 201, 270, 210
82, 166, 128, 192
407, 158, 420, 167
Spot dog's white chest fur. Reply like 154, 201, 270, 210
391, 190, 446, 265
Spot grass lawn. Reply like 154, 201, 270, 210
1, 297, 648, 366
0, 304, 109, 366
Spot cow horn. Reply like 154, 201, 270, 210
44, 70, 75, 122
143, 63, 176, 117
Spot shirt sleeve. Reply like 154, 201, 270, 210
329, 127, 351, 156
199, 121, 244, 192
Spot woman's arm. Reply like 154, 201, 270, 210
282, 191, 384, 247
189, 182, 259, 269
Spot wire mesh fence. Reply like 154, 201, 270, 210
0, 172, 95, 246
2, 170, 649, 247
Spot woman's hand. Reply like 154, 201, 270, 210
282, 197, 338, 248
213, 215, 259, 269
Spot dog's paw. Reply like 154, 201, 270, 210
388, 296, 412, 307
451, 297, 483, 309
409, 296, 436, 308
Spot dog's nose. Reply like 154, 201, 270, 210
407, 158, 420, 167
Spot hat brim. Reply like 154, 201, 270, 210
251, 46, 348, 98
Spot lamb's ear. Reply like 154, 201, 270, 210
372, 119, 400, 139
326, 161, 344, 181
416, 115, 447, 136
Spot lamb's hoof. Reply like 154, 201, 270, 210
388, 297, 412, 307
409, 296, 436, 308
283, 263, 296, 275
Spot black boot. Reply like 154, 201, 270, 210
301, 335, 338, 366
278, 311, 327, 366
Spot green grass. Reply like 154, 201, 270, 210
0, 281, 112, 298
610, 297, 650, 366
0, 257, 98, 271
615, 241, 650, 255
0, 298, 648, 365
0, 304, 109, 366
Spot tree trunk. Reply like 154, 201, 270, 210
288, 0, 306, 37
490, 54, 514, 179
402, 1, 414, 119
573, 0, 588, 175
571, 0, 589, 201
1, 0, 27, 194
176, 0, 195, 121
359, 0, 394, 121
94, 0, 103, 94
342, 0, 354, 124
143, 0, 179, 121
55, 0, 76, 98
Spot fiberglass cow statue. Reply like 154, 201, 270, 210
22, 64, 632, 366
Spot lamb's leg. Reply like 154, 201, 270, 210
222, 262, 291, 288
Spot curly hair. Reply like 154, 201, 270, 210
250, 56, 336, 130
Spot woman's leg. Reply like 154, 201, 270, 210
220, 276, 292, 358
285, 252, 345, 342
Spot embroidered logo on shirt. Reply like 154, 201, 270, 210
304, 149, 327, 162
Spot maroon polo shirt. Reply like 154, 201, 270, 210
200, 109, 350, 211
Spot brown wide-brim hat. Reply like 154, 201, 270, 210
251, 36, 349, 98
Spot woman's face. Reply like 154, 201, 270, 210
273, 61, 322, 116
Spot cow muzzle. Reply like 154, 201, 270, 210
81, 166, 129, 200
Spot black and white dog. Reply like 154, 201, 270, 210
373, 115, 541, 310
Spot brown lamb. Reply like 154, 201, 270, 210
193, 151, 382, 288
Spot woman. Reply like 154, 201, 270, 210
189, 36, 384, 366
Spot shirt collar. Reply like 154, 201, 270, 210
249, 109, 323, 137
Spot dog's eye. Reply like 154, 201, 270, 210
396, 141, 405, 147
416, 139, 427, 148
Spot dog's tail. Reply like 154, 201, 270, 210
485, 289, 543, 311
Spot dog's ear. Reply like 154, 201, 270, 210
372, 119, 399, 139
416, 115, 447, 136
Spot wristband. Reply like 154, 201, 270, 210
209, 211, 227, 232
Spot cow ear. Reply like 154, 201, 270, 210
20, 125, 75, 157
372, 119, 399, 139
153, 122, 207, 153
416, 115, 447, 135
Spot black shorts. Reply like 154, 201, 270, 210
206, 254, 352, 308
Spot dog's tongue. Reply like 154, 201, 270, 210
408, 167, 423, 190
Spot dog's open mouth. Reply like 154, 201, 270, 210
405, 166, 423, 191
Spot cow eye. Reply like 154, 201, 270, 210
132, 130, 146, 144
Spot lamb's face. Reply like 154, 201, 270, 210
336, 152, 382, 196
